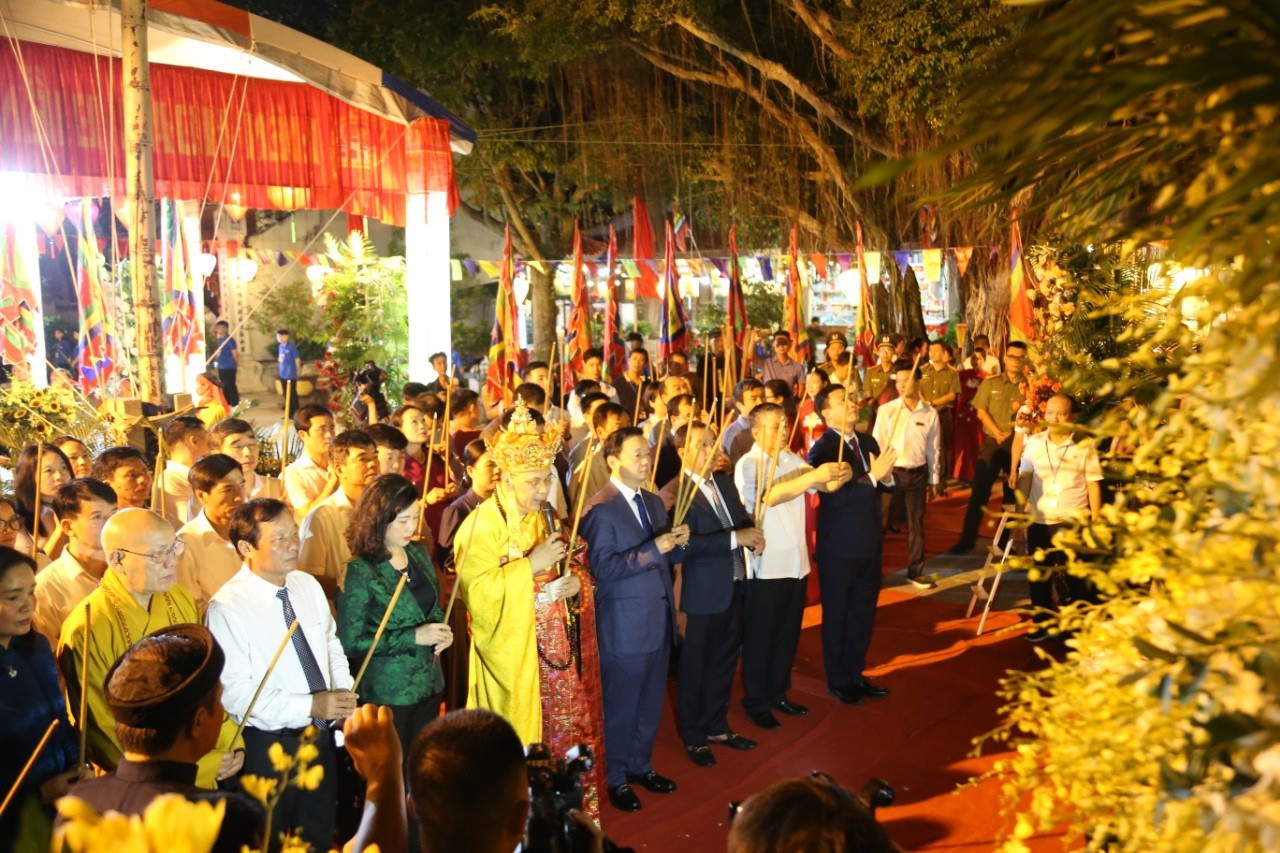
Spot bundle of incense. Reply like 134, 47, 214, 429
563, 438, 601, 571
674, 429, 721, 525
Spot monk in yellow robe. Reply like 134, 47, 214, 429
455, 400, 607, 816
57, 509, 243, 788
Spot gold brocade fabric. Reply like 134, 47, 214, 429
455, 486, 607, 818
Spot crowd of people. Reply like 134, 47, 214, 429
0, 324, 1100, 852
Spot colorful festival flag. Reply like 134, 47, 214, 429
484, 224, 523, 409
1009, 217, 1037, 348
632, 196, 660, 299
0, 222, 42, 370
160, 200, 200, 361
784, 224, 808, 362
854, 220, 878, 367
74, 199, 119, 394
658, 220, 689, 363
726, 224, 750, 350
602, 225, 626, 383
953, 246, 974, 279
564, 221, 593, 389
672, 207, 691, 252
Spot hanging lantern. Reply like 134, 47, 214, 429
224, 192, 247, 223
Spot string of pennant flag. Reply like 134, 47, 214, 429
208, 244, 992, 285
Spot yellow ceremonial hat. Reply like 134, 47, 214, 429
489, 398, 561, 473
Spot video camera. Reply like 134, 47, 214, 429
523, 743, 631, 853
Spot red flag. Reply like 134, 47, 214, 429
954, 246, 974, 279
564, 221, 593, 387
1009, 218, 1037, 347
784, 224, 808, 361
632, 196, 660, 299
726, 224, 749, 350
854, 220, 878, 367
484, 224, 523, 409
603, 225, 626, 383
659, 221, 689, 362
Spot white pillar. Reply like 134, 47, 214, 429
405, 189, 452, 382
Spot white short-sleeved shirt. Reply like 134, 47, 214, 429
1019, 432, 1103, 524
733, 446, 811, 580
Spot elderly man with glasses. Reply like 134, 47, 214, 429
57, 508, 244, 788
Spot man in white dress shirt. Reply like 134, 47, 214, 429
734, 404, 850, 729
160, 416, 209, 527
1016, 393, 1103, 641
566, 348, 620, 428
298, 430, 378, 597
33, 478, 117, 645
207, 497, 356, 848
175, 454, 246, 612
873, 361, 944, 589
283, 405, 337, 519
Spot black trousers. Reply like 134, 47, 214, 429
1027, 523, 1099, 621
218, 367, 240, 406
960, 436, 1013, 545
741, 576, 807, 713
677, 584, 743, 745
242, 725, 338, 851
815, 549, 881, 689
889, 466, 928, 575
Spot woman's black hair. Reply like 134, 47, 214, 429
345, 474, 420, 563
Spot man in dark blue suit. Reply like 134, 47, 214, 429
660, 421, 765, 768
582, 427, 689, 811
808, 384, 898, 704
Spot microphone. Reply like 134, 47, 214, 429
541, 502, 562, 534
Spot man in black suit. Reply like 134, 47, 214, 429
660, 421, 765, 768
808, 384, 898, 704
582, 427, 690, 811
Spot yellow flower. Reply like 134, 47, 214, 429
268, 741, 293, 773
295, 743, 319, 765
239, 774, 278, 804
295, 764, 326, 791
143, 794, 224, 853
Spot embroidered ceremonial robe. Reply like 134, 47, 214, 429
454, 487, 607, 815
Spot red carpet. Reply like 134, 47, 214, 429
601, 491, 1063, 851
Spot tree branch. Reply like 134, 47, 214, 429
492, 165, 549, 264
781, 0, 855, 63
673, 14, 897, 157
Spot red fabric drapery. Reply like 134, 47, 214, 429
0, 40, 457, 226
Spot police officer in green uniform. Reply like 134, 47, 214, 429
949, 341, 1028, 553
859, 334, 899, 431
920, 340, 961, 481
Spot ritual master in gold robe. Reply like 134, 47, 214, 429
454, 401, 607, 815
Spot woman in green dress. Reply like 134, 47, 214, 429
339, 474, 453, 767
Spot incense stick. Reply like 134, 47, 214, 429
31, 443, 43, 559
883, 353, 924, 453
352, 572, 408, 692
152, 441, 167, 522
563, 439, 600, 572
231, 618, 300, 746
647, 418, 667, 491
675, 430, 720, 525
0, 720, 59, 820
78, 601, 90, 769
280, 389, 293, 468
441, 368, 455, 489
416, 438, 437, 539
837, 394, 849, 465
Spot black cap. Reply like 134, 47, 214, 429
104, 624, 225, 728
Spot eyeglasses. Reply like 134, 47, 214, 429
0, 517, 24, 532
116, 540, 186, 564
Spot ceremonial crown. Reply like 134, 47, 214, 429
489, 398, 562, 473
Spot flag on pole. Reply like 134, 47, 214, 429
632, 195, 660, 299
854, 220, 878, 366
160, 200, 200, 361
564, 220, 593, 391
1009, 217, 1037, 348
74, 199, 119, 394
484, 224, 522, 409
602, 224, 626, 383
726, 224, 749, 351
784, 224, 808, 362
658, 220, 689, 363
0, 223, 42, 370
672, 207, 691, 252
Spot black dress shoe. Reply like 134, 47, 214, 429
709, 731, 758, 750
947, 540, 975, 555
748, 710, 781, 729
854, 678, 890, 699
628, 770, 677, 794
828, 686, 864, 705
608, 784, 642, 812
686, 744, 716, 767
773, 698, 809, 716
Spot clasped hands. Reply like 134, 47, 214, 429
656, 524, 691, 554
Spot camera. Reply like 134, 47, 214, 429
523, 743, 630, 853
